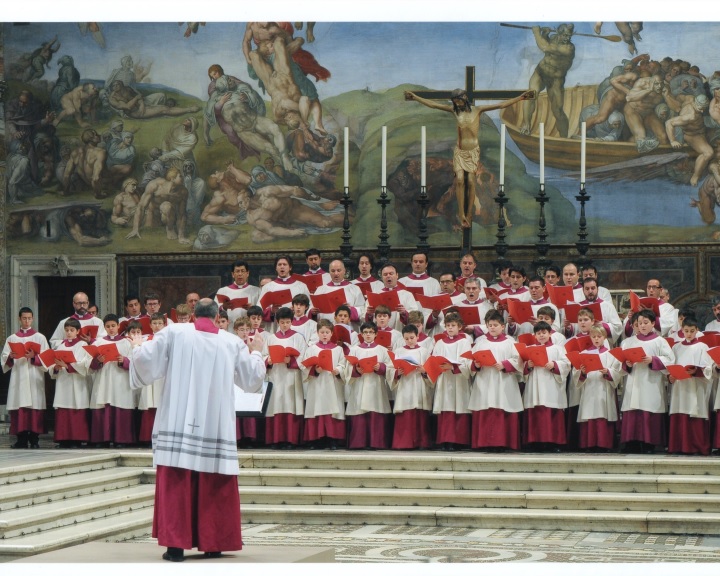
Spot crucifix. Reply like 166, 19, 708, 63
187, 418, 200, 433
405, 65, 534, 255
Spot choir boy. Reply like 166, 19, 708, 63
374, 305, 404, 351
391, 325, 432, 449
521, 321, 571, 452
49, 318, 93, 448
409, 310, 434, 355
573, 325, 622, 452
619, 310, 674, 454
301, 319, 347, 449
291, 293, 318, 346
246, 305, 268, 338
263, 307, 307, 448
344, 322, 394, 449
668, 318, 713, 455
174, 304, 192, 324
431, 312, 472, 451
233, 317, 265, 447
468, 310, 522, 451
89, 314, 136, 447
2, 307, 49, 449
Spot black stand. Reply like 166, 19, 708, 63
492, 183, 510, 281
377, 185, 391, 269
417, 185, 430, 254
532, 183, 551, 276
575, 182, 592, 267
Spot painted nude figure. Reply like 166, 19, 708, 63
521, 24, 575, 138
126, 168, 190, 244
405, 89, 533, 228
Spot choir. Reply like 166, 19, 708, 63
4, 252, 720, 457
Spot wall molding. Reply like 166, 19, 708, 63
9, 254, 116, 321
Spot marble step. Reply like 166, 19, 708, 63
0, 507, 153, 558
234, 452, 720, 476
120, 451, 720, 477
229, 468, 720, 494
235, 485, 720, 513
239, 503, 720, 535
0, 453, 121, 486
0, 484, 155, 539
0, 468, 147, 511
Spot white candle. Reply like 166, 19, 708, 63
344, 127, 349, 189
499, 124, 506, 186
581, 122, 586, 184
539, 123, 545, 185
381, 126, 387, 187
421, 126, 426, 187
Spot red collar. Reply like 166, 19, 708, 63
194, 317, 219, 334
16, 328, 37, 337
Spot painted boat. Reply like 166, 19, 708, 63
499, 84, 684, 171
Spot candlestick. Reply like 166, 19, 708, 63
539, 123, 545, 185
381, 126, 387, 187
581, 122, 586, 183
344, 127, 349, 189
499, 124, 506, 186
421, 126, 426, 187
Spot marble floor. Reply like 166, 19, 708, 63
3, 431, 720, 564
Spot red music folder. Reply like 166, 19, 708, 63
259, 289, 293, 310
79, 325, 99, 339
294, 273, 325, 294
546, 284, 575, 308
666, 364, 694, 381
301, 349, 334, 372
268, 345, 300, 364
312, 289, 348, 314
564, 302, 603, 324
374, 330, 393, 349
629, 291, 661, 316
366, 290, 401, 311
461, 349, 498, 367
415, 293, 453, 311
609, 347, 647, 364
423, 356, 455, 384
506, 299, 533, 324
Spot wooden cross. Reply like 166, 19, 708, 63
410, 65, 528, 104
187, 418, 199, 433
409, 65, 532, 256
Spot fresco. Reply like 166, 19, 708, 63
4, 21, 720, 256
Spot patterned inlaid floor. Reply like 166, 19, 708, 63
133, 524, 720, 563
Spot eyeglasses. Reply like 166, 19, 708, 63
646, 285, 661, 289
73, 301, 89, 305
440, 280, 455, 284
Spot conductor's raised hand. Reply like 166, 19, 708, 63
248, 334, 264, 353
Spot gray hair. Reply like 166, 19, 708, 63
194, 298, 218, 319
464, 277, 482, 289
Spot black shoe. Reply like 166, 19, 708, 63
29, 433, 40, 448
114, 443, 127, 449
11, 432, 28, 449
204, 551, 222, 558
162, 547, 184, 562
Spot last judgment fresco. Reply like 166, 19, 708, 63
5, 21, 720, 255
